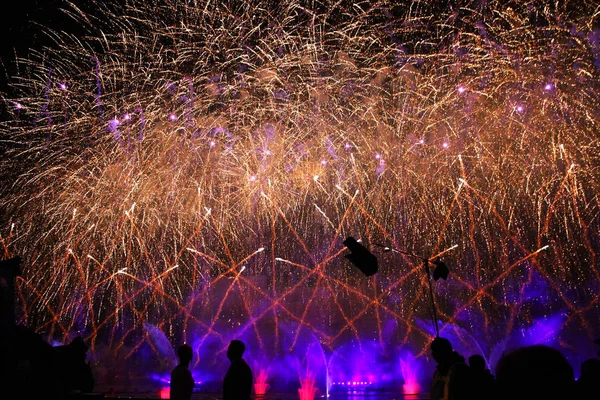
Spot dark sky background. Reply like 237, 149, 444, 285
0, 0, 82, 92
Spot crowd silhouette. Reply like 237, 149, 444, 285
2, 256, 600, 400
429, 336, 600, 400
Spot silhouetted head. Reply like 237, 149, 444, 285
431, 337, 453, 365
69, 336, 89, 353
469, 354, 487, 371
580, 358, 600, 380
496, 345, 574, 400
227, 340, 245, 361
177, 344, 193, 365
64, 336, 89, 363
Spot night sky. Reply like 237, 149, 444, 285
0, 0, 79, 92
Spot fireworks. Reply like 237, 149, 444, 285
1, 0, 600, 389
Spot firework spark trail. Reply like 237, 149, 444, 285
1, 0, 600, 381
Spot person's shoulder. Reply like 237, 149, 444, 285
450, 362, 471, 377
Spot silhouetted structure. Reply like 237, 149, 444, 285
576, 358, 600, 399
0, 256, 62, 400
430, 337, 472, 400
1, 324, 63, 400
170, 344, 195, 400
468, 354, 495, 400
0, 256, 22, 325
56, 336, 95, 395
223, 340, 253, 400
495, 345, 574, 400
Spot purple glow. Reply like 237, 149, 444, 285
249, 175, 257, 182
169, 113, 177, 121
15, 103, 23, 110
209, 140, 216, 147
488, 313, 567, 369
544, 83, 553, 91
59, 83, 68, 91
123, 113, 131, 121
516, 105, 524, 113
418, 139, 424, 144
399, 352, 422, 395
328, 340, 407, 393
150, 373, 171, 384
442, 142, 449, 149
344, 142, 351, 149
108, 118, 122, 141
320, 159, 327, 166
375, 157, 386, 176
457, 85, 466, 94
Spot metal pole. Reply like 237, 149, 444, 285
423, 259, 440, 337
374, 243, 449, 337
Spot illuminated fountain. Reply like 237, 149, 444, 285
298, 371, 318, 400
253, 367, 269, 396
158, 387, 170, 400
400, 352, 421, 395
1, 0, 600, 395
328, 337, 407, 393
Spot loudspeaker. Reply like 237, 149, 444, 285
343, 237, 378, 277
432, 260, 449, 281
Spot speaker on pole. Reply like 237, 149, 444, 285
343, 237, 378, 277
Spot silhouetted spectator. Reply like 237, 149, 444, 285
170, 344, 195, 400
56, 336, 94, 395
223, 340, 253, 400
1, 256, 62, 399
576, 358, 600, 399
453, 351, 466, 365
1, 324, 62, 400
430, 337, 472, 400
495, 345, 574, 400
468, 354, 495, 399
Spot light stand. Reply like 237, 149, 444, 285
374, 244, 456, 337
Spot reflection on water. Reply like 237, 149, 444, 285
104, 392, 430, 400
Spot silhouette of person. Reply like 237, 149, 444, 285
468, 354, 495, 399
56, 336, 94, 394
1, 323, 63, 400
1, 256, 62, 400
170, 344, 195, 400
223, 340, 253, 400
495, 345, 574, 400
576, 358, 600, 399
430, 337, 472, 400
